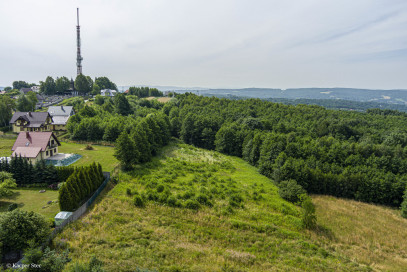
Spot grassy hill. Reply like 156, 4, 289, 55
311, 195, 407, 272
56, 142, 368, 272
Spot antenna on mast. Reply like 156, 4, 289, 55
76, 8, 83, 75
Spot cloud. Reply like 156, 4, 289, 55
0, 0, 406, 89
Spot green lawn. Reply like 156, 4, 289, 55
0, 136, 15, 157
58, 142, 119, 172
0, 137, 119, 173
0, 188, 59, 220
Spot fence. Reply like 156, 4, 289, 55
12, 172, 111, 268
48, 171, 111, 240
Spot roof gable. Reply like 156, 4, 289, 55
12, 132, 61, 152
12, 147, 42, 158
10, 112, 52, 125
48, 106, 74, 117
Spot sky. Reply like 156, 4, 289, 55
0, 0, 406, 89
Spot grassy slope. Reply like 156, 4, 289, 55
0, 189, 59, 220
311, 195, 407, 272
57, 142, 367, 272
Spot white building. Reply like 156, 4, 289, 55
100, 89, 117, 97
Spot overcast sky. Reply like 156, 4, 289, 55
0, 0, 406, 89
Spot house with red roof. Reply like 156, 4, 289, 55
11, 132, 61, 163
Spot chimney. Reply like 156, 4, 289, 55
61, 105, 64, 111
26, 131, 29, 138
28, 112, 32, 117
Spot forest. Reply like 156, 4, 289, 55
65, 93, 407, 211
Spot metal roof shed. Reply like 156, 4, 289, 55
54, 211, 73, 226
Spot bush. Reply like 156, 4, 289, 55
156, 184, 165, 193
196, 194, 213, 207
278, 179, 306, 203
23, 246, 70, 272
7, 203, 18, 211
0, 210, 50, 252
401, 189, 407, 218
134, 195, 145, 208
84, 144, 94, 150
126, 188, 132, 196
185, 199, 200, 210
301, 195, 317, 229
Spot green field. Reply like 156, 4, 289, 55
58, 142, 119, 172
0, 137, 119, 173
0, 136, 15, 157
57, 142, 368, 272
0, 188, 59, 220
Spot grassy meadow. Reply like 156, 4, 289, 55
0, 188, 59, 220
0, 136, 15, 157
56, 142, 368, 272
58, 142, 119, 172
311, 195, 407, 272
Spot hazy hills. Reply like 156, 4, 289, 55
168, 87, 407, 104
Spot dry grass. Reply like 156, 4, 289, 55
310, 195, 407, 272
145, 96, 172, 103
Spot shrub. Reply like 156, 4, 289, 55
278, 179, 306, 203
301, 195, 317, 229
196, 194, 213, 207
185, 199, 200, 210
7, 203, 18, 211
84, 144, 94, 150
156, 184, 165, 193
23, 246, 70, 272
401, 188, 407, 218
0, 210, 50, 252
134, 195, 145, 208
126, 188, 132, 196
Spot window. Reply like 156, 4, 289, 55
51, 140, 55, 145
46, 151, 49, 156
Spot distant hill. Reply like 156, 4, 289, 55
169, 87, 407, 104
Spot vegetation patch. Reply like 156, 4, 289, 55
57, 143, 369, 271
311, 195, 407, 272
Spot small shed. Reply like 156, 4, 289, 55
54, 211, 73, 226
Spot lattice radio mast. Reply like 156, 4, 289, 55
76, 8, 83, 75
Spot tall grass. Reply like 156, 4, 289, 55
311, 195, 407, 272
57, 143, 368, 272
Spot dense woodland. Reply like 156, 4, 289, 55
65, 93, 407, 211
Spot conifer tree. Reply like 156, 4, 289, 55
114, 131, 137, 169
65, 178, 80, 209
70, 174, 84, 203
59, 184, 74, 211
98, 163, 104, 183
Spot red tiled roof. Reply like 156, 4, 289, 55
11, 132, 60, 152
12, 147, 41, 158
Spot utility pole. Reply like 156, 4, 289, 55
76, 8, 83, 75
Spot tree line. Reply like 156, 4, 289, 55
58, 163, 104, 211
0, 156, 59, 186
160, 93, 407, 209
